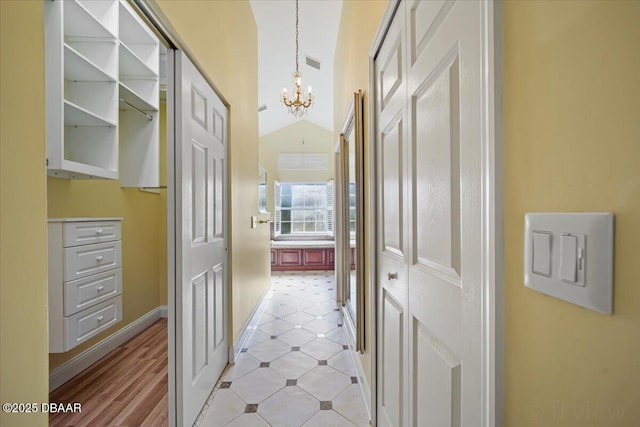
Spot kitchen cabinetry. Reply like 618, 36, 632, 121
270, 246, 354, 271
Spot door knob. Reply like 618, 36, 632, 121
97, 316, 104, 322
258, 219, 272, 224
96, 286, 104, 292
96, 255, 103, 262
388, 272, 398, 280
96, 229, 103, 235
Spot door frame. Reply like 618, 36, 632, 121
367, 1, 503, 426
129, 2, 233, 426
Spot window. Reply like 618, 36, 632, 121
275, 181, 334, 236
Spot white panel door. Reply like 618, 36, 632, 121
375, 4, 409, 425
175, 52, 228, 427
376, 1, 486, 425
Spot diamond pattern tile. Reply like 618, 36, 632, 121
222, 353, 261, 381
298, 366, 351, 401
265, 304, 297, 317
245, 329, 270, 347
247, 339, 291, 362
199, 389, 245, 427
302, 410, 356, 427
230, 367, 285, 403
277, 328, 317, 347
258, 386, 319, 426
328, 350, 356, 376
258, 319, 295, 336
325, 327, 348, 345
198, 272, 368, 426
225, 414, 270, 427
304, 318, 338, 334
333, 384, 370, 426
304, 302, 338, 317
256, 312, 276, 325
300, 338, 343, 360
270, 351, 317, 379
284, 311, 316, 325
322, 310, 343, 323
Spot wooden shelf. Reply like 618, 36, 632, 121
64, 0, 116, 39
64, 101, 117, 127
46, 0, 159, 184
119, 43, 158, 78
119, 0, 157, 46
64, 44, 116, 82
58, 159, 118, 180
119, 82, 157, 112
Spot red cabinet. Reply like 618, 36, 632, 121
271, 247, 335, 271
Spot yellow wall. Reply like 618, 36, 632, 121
0, 1, 50, 426
259, 120, 335, 215
333, 0, 387, 384
154, 0, 270, 341
503, 1, 640, 425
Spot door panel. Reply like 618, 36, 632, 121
412, 49, 461, 283
381, 115, 404, 257
175, 51, 228, 427
413, 319, 461, 427
376, 4, 409, 426
376, 1, 485, 425
381, 290, 404, 427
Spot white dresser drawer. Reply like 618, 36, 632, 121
63, 221, 121, 247
64, 268, 122, 316
64, 296, 122, 350
64, 241, 122, 282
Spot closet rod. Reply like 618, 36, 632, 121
119, 98, 153, 121
141, 186, 167, 190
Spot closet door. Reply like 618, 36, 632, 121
174, 51, 228, 427
375, 2, 409, 425
405, 1, 485, 424
375, 1, 489, 425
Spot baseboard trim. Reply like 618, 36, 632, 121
341, 306, 372, 421
229, 287, 271, 363
49, 306, 165, 392
159, 305, 168, 318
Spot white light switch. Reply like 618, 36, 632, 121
524, 213, 614, 314
560, 234, 578, 282
532, 231, 552, 276
560, 233, 586, 286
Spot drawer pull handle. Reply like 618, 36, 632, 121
388, 272, 398, 280
96, 286, 104, 292
96, 229, 104, 235
96, 256, 103, 262
97, 316, 104, 322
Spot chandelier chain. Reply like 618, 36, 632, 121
295, 0, 299, 71
281, 0, 313, 117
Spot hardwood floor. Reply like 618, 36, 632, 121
50, 319, 168, 427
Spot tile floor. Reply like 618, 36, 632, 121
197, 271, 369, 427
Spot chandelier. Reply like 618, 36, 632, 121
281, 0, 313, 117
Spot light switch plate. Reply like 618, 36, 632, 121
524, 213, 614, 314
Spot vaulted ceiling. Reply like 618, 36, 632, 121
250, 0, 343, 136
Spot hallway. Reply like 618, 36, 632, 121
197, 272, 369, 426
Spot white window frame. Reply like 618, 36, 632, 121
274, 181, 334, 237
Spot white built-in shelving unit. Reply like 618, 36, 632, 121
45, 0, 160, 187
